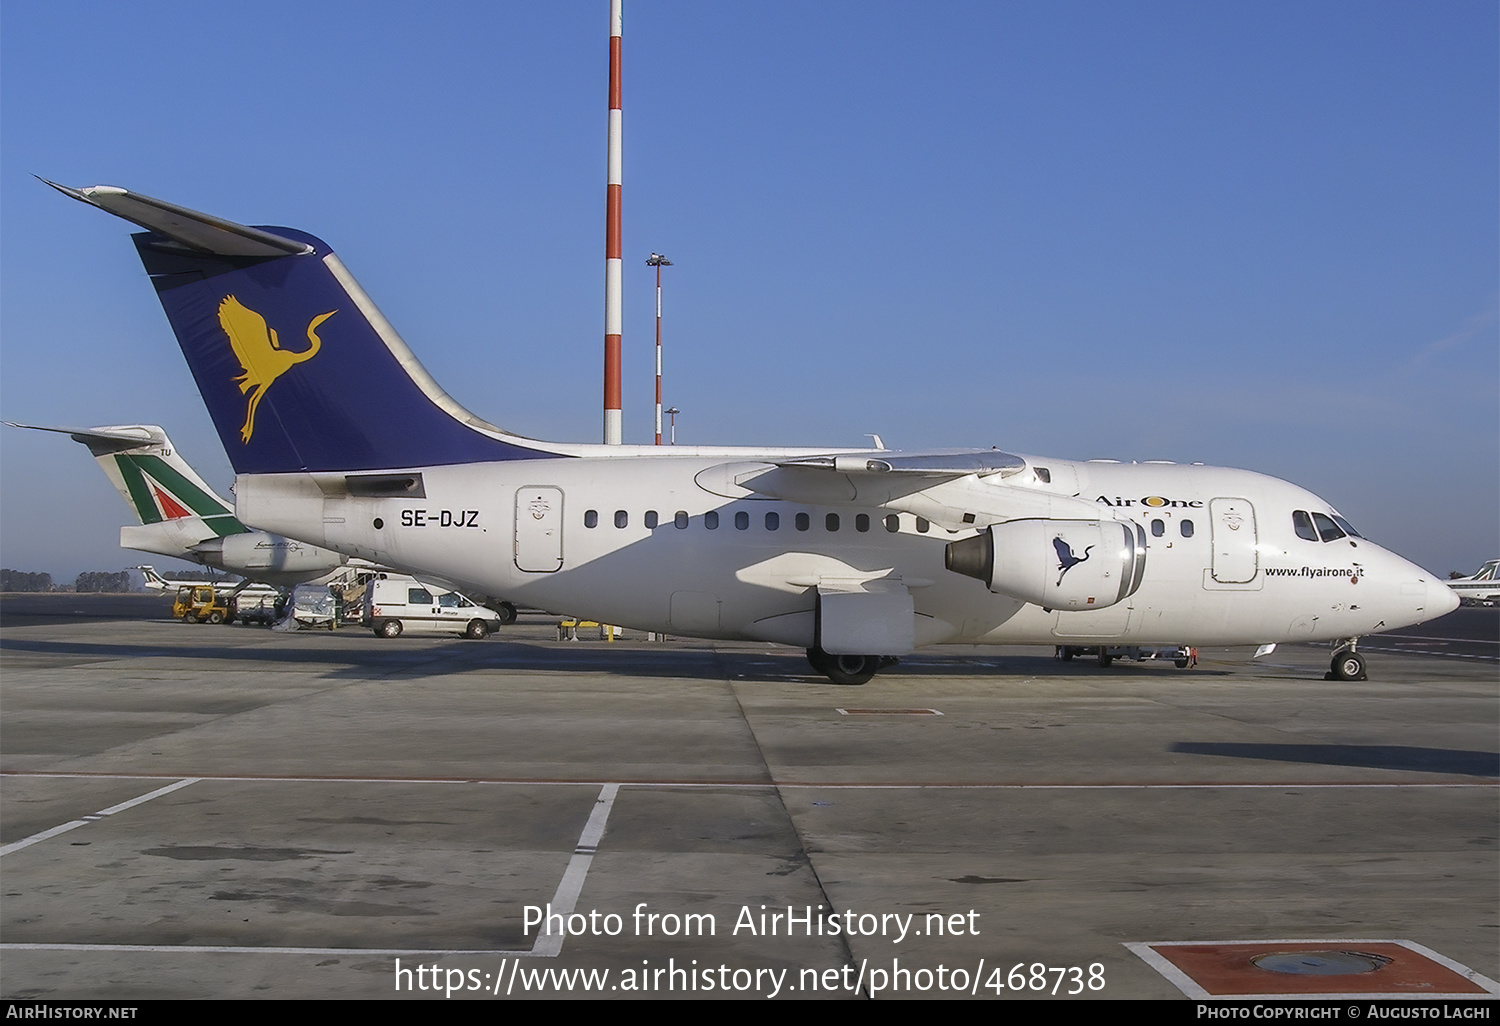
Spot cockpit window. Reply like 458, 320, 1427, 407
1311, 512, 1345, 542
1292, 510, 1318, 541
1330, 514, 1361, 539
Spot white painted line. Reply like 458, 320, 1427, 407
0, 942, 533, 956
532, 783, 619, 957
0, 778, 199, 857
1124, 940, 1209, 999
3, 783, 626, 960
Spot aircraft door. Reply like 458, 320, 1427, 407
1209, 497, 1258, 584
514, 487, 564, 573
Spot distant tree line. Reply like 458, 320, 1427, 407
75, 571, 134, 593
155, 568, 241, 583
2, 569, 54, 592
2, 569, 145, 592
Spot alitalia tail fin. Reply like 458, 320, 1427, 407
6, 423, 245, 538
44, 181, 558, 475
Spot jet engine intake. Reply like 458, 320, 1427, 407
945, 518, 1146, 610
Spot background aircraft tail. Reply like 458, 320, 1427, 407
9, 421, 351, 584
45, 182, 557, 475
7, 423, 245, 538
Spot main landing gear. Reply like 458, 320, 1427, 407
1326, 639, 1367, 681
806, 647, 892, 685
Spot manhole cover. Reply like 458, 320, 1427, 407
1252, 950, 1392, 975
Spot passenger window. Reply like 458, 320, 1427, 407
614, 510, 628, 529
826, 513, 840, 532
1311, 512, 1345, 542
584, 510, 598, 529
1180, 520, 1194, 538
408, 588, 432, 604
916, 517, 930, 534
735, 511, 749, 530
855, 514, 870, 533
885, 514, 900, 533
795, 512, 810, 532
1293, 510, 1318, 541
1151, 519, 1164, 537
438, 593, 459, 608
674, 510, 689, 529
704, 511, 719, 530
765, 511, 779, 531
644, 510, 659, 529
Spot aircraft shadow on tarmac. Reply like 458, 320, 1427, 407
0, 635, 1232, 684
1171, 741, 1499, 778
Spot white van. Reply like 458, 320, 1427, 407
361, 575, 501, 639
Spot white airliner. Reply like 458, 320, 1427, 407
45, 181, 1459, 683
1448, 559, 1499, 606
7, 421, 348, 590
134, 565, 271, 595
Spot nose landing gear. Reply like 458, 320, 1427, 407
1326, 640, 1367, 681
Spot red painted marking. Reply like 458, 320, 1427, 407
153, 486, 192, 520
606, 186, 621, 257
1151, 941, 1489, 995
604, 335, 622, 409
609, 36, 622, 109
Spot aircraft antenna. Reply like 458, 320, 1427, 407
604, 0, 624, 444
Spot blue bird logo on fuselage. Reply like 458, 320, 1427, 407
1053, 536, 1093, 586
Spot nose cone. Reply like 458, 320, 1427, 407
1394, 564, 1460, 626
1432, 581, 1461, 618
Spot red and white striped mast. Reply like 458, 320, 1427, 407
603, 0, 624, 445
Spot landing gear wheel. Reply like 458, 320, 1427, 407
806, 647, 834, 675
494, 602, 517, 626
1097, 650, 1114, 668
1329, 650, 1367, 681
1056, 646, 1075, 662
376, 619, 403, 638
465, 619, 491, 640
826, 654, 880, 685
806, 647, 880, 685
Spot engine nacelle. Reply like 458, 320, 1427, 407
945, 519, 1147, 611
210, 532, 344, 575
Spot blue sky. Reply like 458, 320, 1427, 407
2, 1, 1495, 581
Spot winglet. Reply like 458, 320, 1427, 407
37, 177, 312, 258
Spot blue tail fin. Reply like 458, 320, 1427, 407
47, 182, 555, 474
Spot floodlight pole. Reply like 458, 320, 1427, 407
647, 252, 672, 444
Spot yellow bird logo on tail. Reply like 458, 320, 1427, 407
217, 296, 335, 443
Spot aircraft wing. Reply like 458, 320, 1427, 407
775, 449, 1027, 478
705, 448, 1104, 529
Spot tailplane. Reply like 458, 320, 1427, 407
44, 181, 558, 474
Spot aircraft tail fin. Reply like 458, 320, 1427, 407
45, 181, 558, 475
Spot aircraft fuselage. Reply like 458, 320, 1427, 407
237, 451, 1446, 650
